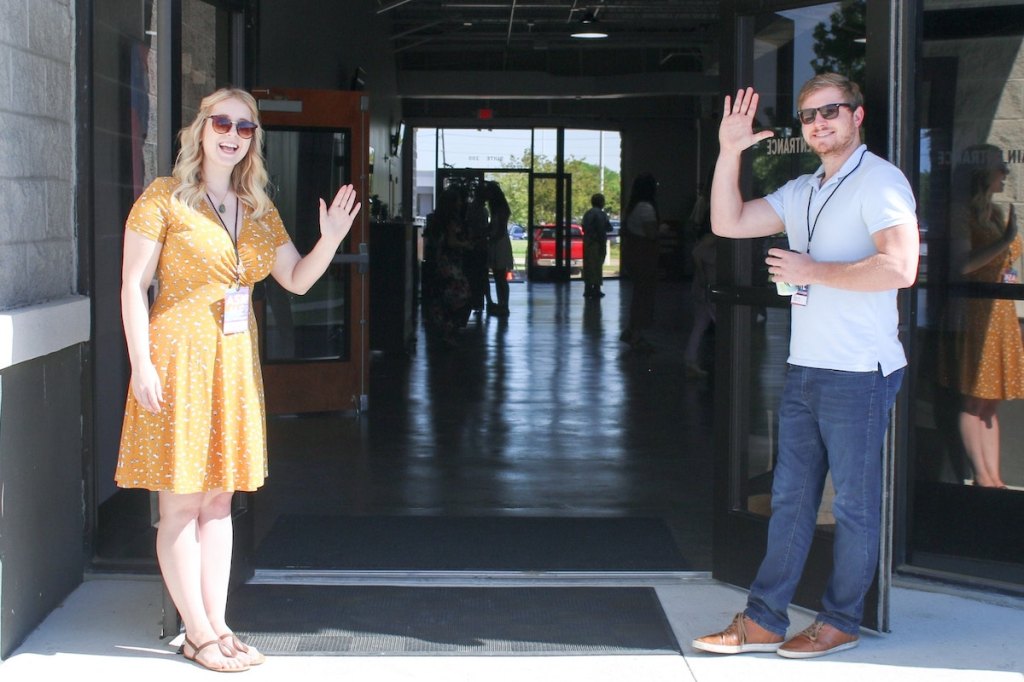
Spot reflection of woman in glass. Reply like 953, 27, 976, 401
945, 145, 1020, 488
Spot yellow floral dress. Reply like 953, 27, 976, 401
115, 177, 291, 493
947, 214, 1024, 400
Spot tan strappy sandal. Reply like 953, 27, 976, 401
220, 633, 266, 666
182, 636, 250, 673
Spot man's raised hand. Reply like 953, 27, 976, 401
720, 87, 775, 154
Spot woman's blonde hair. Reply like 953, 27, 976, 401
960, 144, 1007, 228
171, 87, 273, 220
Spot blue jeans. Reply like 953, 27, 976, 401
745, 364, 904, 636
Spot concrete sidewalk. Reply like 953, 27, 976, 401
0, 577, 1020, 681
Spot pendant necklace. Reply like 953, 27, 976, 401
208, 188, 229, 213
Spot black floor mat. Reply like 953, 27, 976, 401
227, 585, 680, 655
254, 515, 689, 572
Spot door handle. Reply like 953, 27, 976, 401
332, 243, 370, 273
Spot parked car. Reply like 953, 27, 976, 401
533, 224, 584, 273
607, 219, 621, 242
507, 223, 526, 240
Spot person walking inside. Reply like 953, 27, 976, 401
484, 180, 514, 316
463, 182, 491, 315
619, 173, 661, 351
116, 88, 361, 672
582, 193, 611, 298
692, 73, 918, 658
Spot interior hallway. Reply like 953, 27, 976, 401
255, 278, 716, 570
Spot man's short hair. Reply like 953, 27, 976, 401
591, 193, 605, 208
797, 72, 864, 110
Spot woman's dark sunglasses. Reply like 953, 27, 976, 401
207, 115, 259, 139
796, 102, 854, 125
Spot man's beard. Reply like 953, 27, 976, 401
806, 127, 861, 159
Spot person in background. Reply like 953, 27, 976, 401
582, 193, 612, 299
692, 73, 918, 658
463, 182, 491, 315
684, 221, 716, 379
116, 88, 360, 672
684, 172, 716, 378
620, 173, 661, 352
484, 180, 514, 316
423, 186, 472, 346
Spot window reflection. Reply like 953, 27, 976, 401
262, 129, 351, 361
742, 2, 857, 526
910, 2, 1022, 584
915, 11, 1024, 492
181, 0, 218, 121
936, 146, 1019, 489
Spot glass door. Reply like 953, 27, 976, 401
528, 172, 575, 281
905, 2, 1024, 589
712, 0, 891, 631
253, 88, 370, 413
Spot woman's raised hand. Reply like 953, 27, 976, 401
720, 87, 775, 154
319, 184, 362, 244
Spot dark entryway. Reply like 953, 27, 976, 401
249, 279, 716, 574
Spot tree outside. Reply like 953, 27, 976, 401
499, 149, 622, 225
810, 1, 866, 87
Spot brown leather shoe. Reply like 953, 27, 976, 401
777, 621, 859, 659
691, 613, 785, 654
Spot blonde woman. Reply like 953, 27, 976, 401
115, 88, 360, 671
944, 145, 1021, 488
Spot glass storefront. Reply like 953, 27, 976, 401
740, 2, 863, 525
907, 1, 1024, 587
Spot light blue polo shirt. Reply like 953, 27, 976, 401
764, 145, 918, 376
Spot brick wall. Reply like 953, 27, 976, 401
0, 0, 76, 310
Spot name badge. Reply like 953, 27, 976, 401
791, 285, 809, 306
223, 286, 251, 335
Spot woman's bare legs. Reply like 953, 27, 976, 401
198, 491, 264, 665
960, 397, 1006, 487
157, 490, 247, 671
493, 269, 510, 312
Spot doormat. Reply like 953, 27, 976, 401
254, 515, 689, 572
226, 585, 680, 655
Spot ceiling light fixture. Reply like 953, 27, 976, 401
571, 9, 608, 39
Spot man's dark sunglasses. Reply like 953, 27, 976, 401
207, 115, 259, 139
796, 102, 854, 125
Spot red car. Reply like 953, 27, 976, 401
533, 224, 584, 272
